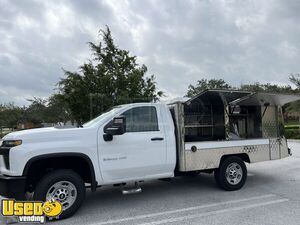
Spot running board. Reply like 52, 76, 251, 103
121, 182, 142, 195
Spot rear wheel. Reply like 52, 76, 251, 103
214, 156, 247, 191
34, 169, 86, 219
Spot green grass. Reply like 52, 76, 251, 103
285, 124, 300, 129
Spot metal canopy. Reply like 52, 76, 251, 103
184, 89, 300, 106
185, 89, 252, 105
229, 92, 300, 106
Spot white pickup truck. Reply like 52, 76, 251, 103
0, 90, 299, 219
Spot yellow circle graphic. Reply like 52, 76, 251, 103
42, 201, 63, 218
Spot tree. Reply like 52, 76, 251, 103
289, 74, 300, 90
186, 78, 231, 97
287, 74, 300, 115
25, 97, 48, 125
0, 103, 24, 128
240, 82, 294, 93
58, 26, 163, 124
47, 94, 71, 124
23, 96, 71, 126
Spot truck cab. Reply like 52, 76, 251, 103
0, 103, 176, 219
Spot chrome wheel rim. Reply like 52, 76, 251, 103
46, 181, 77, 211
225, 162, 243, 185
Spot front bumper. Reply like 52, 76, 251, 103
0, 175, 26, 200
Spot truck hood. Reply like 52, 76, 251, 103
2, 127, 87, 144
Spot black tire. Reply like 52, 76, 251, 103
214, 156, 247, 191
34, 169, 86, 220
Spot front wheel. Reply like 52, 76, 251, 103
34, 169, 86, 219
214, 156, 247, 191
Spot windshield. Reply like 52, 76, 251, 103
83, 106, 122, 127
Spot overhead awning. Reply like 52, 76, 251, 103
185, 89, 252, 105
167, 90, 300, 106
167, 89, 300, 107
229, 92, 300, 106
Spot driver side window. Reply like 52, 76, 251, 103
122, 106, 159, 132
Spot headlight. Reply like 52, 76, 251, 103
1, 140, 22, 147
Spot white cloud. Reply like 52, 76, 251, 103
0, 0, 300, 105
43, 1, 76, 38
15, 14, 39, 31
276, 41, 299, 59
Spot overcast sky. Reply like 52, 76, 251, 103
0, 0, 300, 105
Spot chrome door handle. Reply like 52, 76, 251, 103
151, 137, 164, 141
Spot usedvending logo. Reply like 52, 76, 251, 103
1, 199, 63, 223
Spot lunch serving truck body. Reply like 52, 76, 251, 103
0, 89, 299, 219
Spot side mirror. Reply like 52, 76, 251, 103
103, 116, 126, 141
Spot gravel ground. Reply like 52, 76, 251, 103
1, 140, 300, 225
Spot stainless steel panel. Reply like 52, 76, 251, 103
224, 105, 230, 140
269, 138, 280, 160
184, 144, 270, 171
277, 106, 285, 137
262, 106, 278, 138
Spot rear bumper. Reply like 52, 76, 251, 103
0, 175, 26, 200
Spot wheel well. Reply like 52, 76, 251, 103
220, 153, 250, 165
23, 154, 96, 192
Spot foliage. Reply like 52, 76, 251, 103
186, 78, 231, 97
284, 128, 300, 139
0, 96, 72, 131
0, 103, 24, 128
24, 96, 71, 125
58, 26, 163, 124
25, 97, 48, 124
285, 100, 300, 114
47, 94, 71, 124
240, 82, 295, 93
289, 73, 300, 89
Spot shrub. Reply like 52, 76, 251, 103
285, 128, 300, 139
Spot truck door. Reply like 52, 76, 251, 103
98, 105, 168, 182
